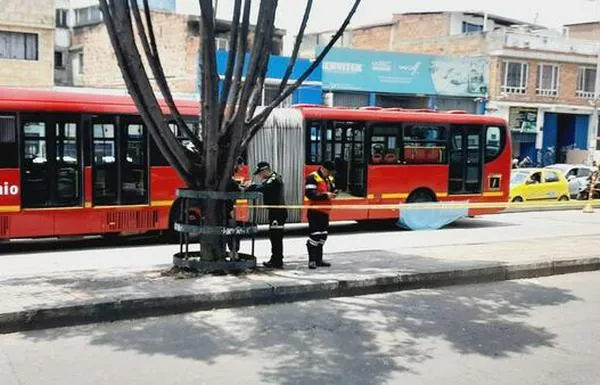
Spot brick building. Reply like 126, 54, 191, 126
64, 4, 284, 95
0, 0, 55, 87
304, 12, 600, 165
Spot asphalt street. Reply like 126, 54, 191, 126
1, 271, 599, 385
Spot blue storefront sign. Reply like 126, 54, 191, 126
320, 47, 488, 97
204, 51, 322, 105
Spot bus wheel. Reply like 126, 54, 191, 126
406, 189, 436, 203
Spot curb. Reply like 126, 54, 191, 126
1, 257, 599, 334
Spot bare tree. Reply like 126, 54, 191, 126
98, 0, 361, 261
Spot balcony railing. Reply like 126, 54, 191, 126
536, 88, 558, 97
501, 85, 527, 94
576, 90, 595, 99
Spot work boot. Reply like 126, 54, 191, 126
316, 247, 331, 267
307, 243, 317, 270
263, 258, 283, 269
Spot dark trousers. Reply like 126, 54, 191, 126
269, 218, 285, 262
306, 209, 329, 262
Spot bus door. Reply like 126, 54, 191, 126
20, 114, 82, 209
345, 123, 367, 198
321, 121, 367, 221
448, 125, 483, 195
323, 121, 367, 197
91, 115, 149, 207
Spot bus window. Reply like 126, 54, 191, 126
402, 124, 448, 164
0, 115, 17, 168
485, 126, 504, 162
306, 121, 322, 164
370, 125, 400, 164
22, 121, 49, 207
55, 121, 81, 205
92, 119, 118, 205
122, 122, 148, 205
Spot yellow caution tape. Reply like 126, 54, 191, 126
236, 199, 600, 211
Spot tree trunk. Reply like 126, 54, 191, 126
199, 198, 228, 262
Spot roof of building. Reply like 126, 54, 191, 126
305, 10, 545, 36
400, 10, 545, 29
564, 20, 600, 26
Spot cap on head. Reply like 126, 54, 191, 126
253, 161, 271, 175
322, 160, 336, 172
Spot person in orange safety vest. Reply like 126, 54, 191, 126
304, 160, 337, 269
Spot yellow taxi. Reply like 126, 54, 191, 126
510, 168, 570, 202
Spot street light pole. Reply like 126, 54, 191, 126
591, 42, 600, 165
588, 0, 600, 166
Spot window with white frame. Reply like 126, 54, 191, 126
577, 67, 596, 99
501, 61, 528, 94
536, 64, 559, 96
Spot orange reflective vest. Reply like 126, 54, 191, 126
305, 170, 335, 213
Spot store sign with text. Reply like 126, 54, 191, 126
319, 47, 488, 97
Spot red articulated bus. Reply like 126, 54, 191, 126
0, 88, 510, 241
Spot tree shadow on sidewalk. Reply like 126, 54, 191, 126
19, 279, 579, 385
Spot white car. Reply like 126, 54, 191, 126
544, 164, 592, 198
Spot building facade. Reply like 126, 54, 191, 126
306, 11, 600, 165
54, 1, 284, 97
0, 0, 55, 87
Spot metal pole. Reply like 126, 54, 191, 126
591, 42, 600, 166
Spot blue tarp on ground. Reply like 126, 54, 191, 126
396, 202, 469, 230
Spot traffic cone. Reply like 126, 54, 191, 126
583, 203, 595, 213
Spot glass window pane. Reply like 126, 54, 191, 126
485, 126, 501, 161
24, 122, 46, 137
585, 69, 596, 92
93, 124, 114, 138
9, 33, 25, 59
0, 116, 17, 168
403, 124, 448, 164
128, 124, 143, 138
25, 33, 37, 60
93, 141, 115, 165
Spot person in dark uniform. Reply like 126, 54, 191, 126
244, 161, 288, 269
305, 160, 337, 269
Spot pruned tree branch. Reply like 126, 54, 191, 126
218, 0, 278, 191
99, 0, 198, 185
226, 0, 251, 124
245, 3, 276, 122
241, 0, 361, 151
130, 0, 203, 153
218, 0, 242, 134
278, 0, 313, 94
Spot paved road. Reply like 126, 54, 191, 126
1, 271, 599, 385
1, 210, 600, 278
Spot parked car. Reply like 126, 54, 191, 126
544, 164, 592, 198
510, 168, 570, 202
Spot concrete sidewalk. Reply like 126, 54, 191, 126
1, 231, 600, 334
